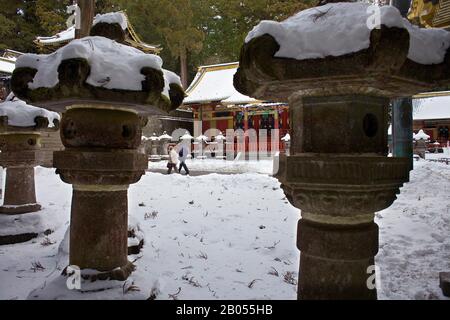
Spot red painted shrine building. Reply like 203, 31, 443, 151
181, 62, 290, 153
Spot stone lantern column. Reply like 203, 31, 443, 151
234, 4, 450, 299
53, 106, 147, 279
0, 132, 42, 214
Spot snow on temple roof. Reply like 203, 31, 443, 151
93, 12, 128, 30
246, 2, 450, 65
0, 57, 15, 75
184, 62, 256, 105
35, 11, 160, 54
0, 94, 60, 127
413, 95, 450, 120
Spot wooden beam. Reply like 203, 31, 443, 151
75, 0, 95, 39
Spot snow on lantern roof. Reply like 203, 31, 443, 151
35, 11, 161, 54
149, 133, 160, 141
16, 36, 164, 92
195, 134, 209, 141
159, 131, 172, 140
414, 129, 430, 140
215, 132, 225, 141
184, 62, 256, 105
0, 94, 60, 128
180, 131, 194, 140
413, 95, 450, 120
281, 133, 291, 142
245, 2, 450, 65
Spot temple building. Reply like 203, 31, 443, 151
182, 62, 289, 154
34, 11, 161, 54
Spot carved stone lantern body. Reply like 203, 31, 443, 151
11, 18, 184, 280
234, 3, 450, 299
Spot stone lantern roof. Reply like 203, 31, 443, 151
234, 2, 450, 101
0, 94, 60, 132
11, 19, 185, 116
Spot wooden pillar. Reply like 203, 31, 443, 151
75, 0, 95, 39
392, 98, 414, 171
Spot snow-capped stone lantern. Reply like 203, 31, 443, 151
158, 131, 172, 160
213, 131, 226, 159
414, 129, 430, 158
148, 133, 161, 162
281, 133, 291, 155
10, 13, 184, 281
0, 95, 60, 244
234, 2, 450, 299
195, 134, 209, 159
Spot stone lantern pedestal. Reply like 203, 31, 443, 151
0, 133, 42, 214
54, 106, 147, 279
234, 6, 450, 299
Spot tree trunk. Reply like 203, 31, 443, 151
75, 0, 95, 39
180, 48, 188, 89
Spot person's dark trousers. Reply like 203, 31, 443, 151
179, 161, 190, 174
167, 163, 176, 174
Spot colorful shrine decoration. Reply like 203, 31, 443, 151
182, 62, 289, 156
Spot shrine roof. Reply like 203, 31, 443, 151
414, 94, 450, 120
35, 11, 161, 54
184, 62, 257, 105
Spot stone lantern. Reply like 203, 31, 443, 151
234, 3, 450, 299
148, 133, 161, 162
195, 134, 209, 159
158, 131, 172, 160
11, 16, 184, 281
0, 96, 60, 245
414, 129, 430, 159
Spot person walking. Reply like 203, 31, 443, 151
167, 146, 178, 174
178, 144, 190, 175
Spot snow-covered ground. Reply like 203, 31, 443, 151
148, 158, 274, 175
0, 160, 449, 300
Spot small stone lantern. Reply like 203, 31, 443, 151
11, 16, 184, 281
195, 134, 209, 159
0, 95, 59, 244
234, 3, 450, 299
281, 133, 291, 155
158, 131, 172, 160
148, 133, 161, 162
414, 129, 430, 159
